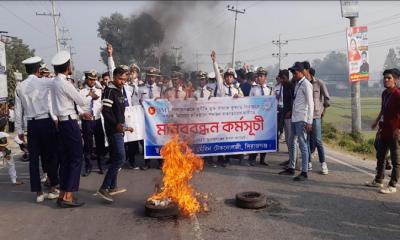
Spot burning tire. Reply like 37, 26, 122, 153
145, 201, 179, 218
235, 191, 267, 209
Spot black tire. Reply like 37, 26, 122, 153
145, 201, 179, 218
235, 191, 267, 209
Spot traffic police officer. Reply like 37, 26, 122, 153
51, 51, 98, 208
138, 67, 162, 170
79, 70, 105, 176
248, 67, 273, 166
15, 56, 59, 203
193, 71, 213, 100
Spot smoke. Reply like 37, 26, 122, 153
139, 1, 222, 69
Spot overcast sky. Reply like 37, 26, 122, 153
1, 1, 400, 76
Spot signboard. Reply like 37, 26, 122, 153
124, 105, 145, 142
0, 41, 7, 102
340, 0, 359, 18
346, 26, 368, 82
143, 97, 277, 159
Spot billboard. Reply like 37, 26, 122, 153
340, 0, 359, 18
0, 41, 7, 102
346, 26, 368, 82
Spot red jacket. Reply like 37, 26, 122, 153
381, 87, 400, 140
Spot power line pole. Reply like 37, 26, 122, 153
227, 2, 245, 69
36, 0, 61, 52
195, 50, 199, 71
341, 0, 361, 134
272, 34, 289, 70
171, 46, 182, 66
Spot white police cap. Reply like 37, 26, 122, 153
51, 50, 71, 66
208, 72, 216, 79
21, 56, 42, 65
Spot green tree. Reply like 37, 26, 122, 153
383, 48, 399, 70
4, 37, 35, 99
312, 51, 348, 83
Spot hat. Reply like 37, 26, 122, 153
224, 68, 236, 78
119, 65, 129, 72
129, 64, 140, 73
84, 70, 97, 80
22, 56, 42, 65
302, 61, 311, 70
256, 67, 268, 76
146, 67, 161, 77
208, 72, 216, 79
0, 132, 9, 147
51, 51, 71, 66
197, 71, 208, 80
289, 62, 305, 73
39, 64, 50, 73
171, 71, 183, 80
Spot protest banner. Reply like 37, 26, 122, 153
143, 96, 277, 158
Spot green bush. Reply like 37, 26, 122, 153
352, 142, 374, 154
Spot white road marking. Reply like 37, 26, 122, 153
191, 214, 204, 240
326, 155, 375, 178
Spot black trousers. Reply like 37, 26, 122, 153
27, 118, 58, 192
8, 121, 14, 133
126, 140, 143, 167
58, 120, 83, 192
375, 137, 400, 187
248, 153, 267, 164
82, 119, 105, 170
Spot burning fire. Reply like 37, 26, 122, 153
148, 135, 205, 217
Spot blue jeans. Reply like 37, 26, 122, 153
289, 121, 309, 173
101, 133, 125, 190
309, 119, 326, 163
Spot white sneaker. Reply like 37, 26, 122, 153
47, 191, 60, 200
379, 186, 397, 194
36, 193, 49, 203
308, 162, 313, 171
365, 180, 383, 188
321, 162, 329, 175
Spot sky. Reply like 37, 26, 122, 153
1, 1, 400, 78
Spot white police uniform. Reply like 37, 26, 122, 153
138, 83, 162, 101
249, 84, 273, 96
212, 62, 243, 97
193, 86, 213, 99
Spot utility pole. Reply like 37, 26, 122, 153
227, 2, 245, 69
36, 0, 61, 52
171, 46, 182, 66
272, 34, 289, 70
341, 0, 361, 134
195, 50, 199, 71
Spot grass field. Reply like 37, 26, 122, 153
323, 97, 380, 141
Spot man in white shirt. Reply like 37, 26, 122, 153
279, 62, 314, 181
248, 67, 273, 166
79, 70, 105, 176
210, 51, 244, 167
51, 51, 98, 208
15, 56, 59, 203
193, 71, 213, 100
139, 67, 162, 170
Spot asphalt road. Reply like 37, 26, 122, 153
0, 144, 399, 240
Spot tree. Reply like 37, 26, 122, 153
383, 48, 399, 70
4, 37, 35, 99
312, 51, 348, 83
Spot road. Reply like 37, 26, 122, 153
0, 143, 399, 240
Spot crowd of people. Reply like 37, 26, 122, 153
0, 42, 399, 208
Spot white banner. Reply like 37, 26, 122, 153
124, 105, 145, 142
0, 41, 7, 102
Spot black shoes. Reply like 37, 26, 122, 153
140, 165, 149, 171
279, 168, 295, 176
82, 168, 91, 177
293, 173, 308, 181
57, 199, 85, 208
279, 160, 290, 166
97, 189, 113, 203
260, 161, 269, 166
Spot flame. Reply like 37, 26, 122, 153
148, 135, 204, 217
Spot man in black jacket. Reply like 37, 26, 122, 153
97, 66, 133, 203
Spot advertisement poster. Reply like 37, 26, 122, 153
346, 26, 369, 82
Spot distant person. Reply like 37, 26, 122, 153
366, 68, 400, 194
359, 51, 369, 73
